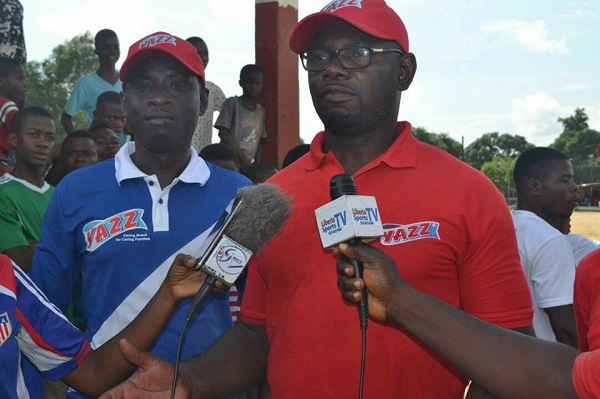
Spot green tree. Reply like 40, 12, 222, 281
412, 127, 463, 159
551, 109, 600, 183
25, 32, 96, 140
557, 107, 589, 132
480, 155, 516, 200
465, 132, 534, 170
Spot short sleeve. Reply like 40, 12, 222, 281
574, 249, 600, 351
457, 180, 533, 329
531, 236, 576, 309
214, 97, 235, 130
14, 261, 91, 381
63, 77, 88, 117
573, 350, 600, 399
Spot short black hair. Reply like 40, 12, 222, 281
282, 144, 310, 168
240, 64, 263, 80
199, 143, 240, 167
243, 162, 278, 184
89, 121, 112, 134
186, 36, 206, 46
61, 130, 97, 156
95, 29, 118, 48
513, 147, 570, 192
10, 106, 53, 134
96, 91, 122, 109
0, 57, 22, 78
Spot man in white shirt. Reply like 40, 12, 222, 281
512, 147, 580, 348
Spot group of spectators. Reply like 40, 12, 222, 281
2, 0, 600, 399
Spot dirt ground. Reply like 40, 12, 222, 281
571, 210, 600, 240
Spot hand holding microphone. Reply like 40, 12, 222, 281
187, 183, 293, 320
315, 174, 384, 328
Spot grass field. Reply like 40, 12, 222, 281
571, 210, 600, 240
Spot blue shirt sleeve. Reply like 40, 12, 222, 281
14, 262, 90, 381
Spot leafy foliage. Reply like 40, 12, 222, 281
480, 155, 516, 199
412, 127, 463, 159
557, 107, 589, 132
24, 32, 96, 140
465, 132, 534, 170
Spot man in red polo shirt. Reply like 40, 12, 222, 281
100, 1, 533, 398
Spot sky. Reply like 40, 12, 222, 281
23, 0, 600, 147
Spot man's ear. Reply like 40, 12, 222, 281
8, 131, 17, 147
199, 86, 208, 116
397, 53, 417, 92
527, 177, 542, 197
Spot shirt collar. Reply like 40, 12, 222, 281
4, 173, 51, 193
114, 142, 210, 186
304, 121, 417, 172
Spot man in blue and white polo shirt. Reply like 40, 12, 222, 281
29, 31, 250, 399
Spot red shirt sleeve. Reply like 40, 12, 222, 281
573, 350, 600, 398
575, 249, 600, 351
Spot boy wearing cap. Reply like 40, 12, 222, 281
102, 1, 533, 398
29, 31, 250, 399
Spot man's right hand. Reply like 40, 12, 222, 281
99, 339, 188, 399
333, 242, 406, 323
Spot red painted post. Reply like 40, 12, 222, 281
255, 0, 299, 168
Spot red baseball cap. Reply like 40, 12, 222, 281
289, 0, 409, 54
120, 32, 205, 87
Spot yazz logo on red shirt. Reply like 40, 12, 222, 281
381, 221, 441, 245
83, 209, 148, 252
0, 311, 12, 346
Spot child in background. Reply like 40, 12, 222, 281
61, 29, 121, 134
0, 57, 26, 170
89, 121, 119, 160
215, 64, 267, 172
0, 107, 55, 272
93, 90, 128, 144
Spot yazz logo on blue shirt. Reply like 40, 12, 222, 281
380, 221, 441, 245
83, 209, 148, 252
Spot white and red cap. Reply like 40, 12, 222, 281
289, 0, 409, 54
120, 31, 205, 87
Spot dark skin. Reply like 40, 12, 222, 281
517, 159, 579, 348
61, 34, 121, 134
0, 62, 26, 107
4, 115, 55, 271
94, 101, 127, 134
63, 254, 222, 396
62, 137, 98, 174
335, 243, 579, 399
310, 24, 415, 175
122, 56, 207, 188
100, 22, 527, 399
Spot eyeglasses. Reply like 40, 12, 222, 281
299, 46, 405, 72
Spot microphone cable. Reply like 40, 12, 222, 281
345, 241, 368, 399
169, 275, 219, 399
